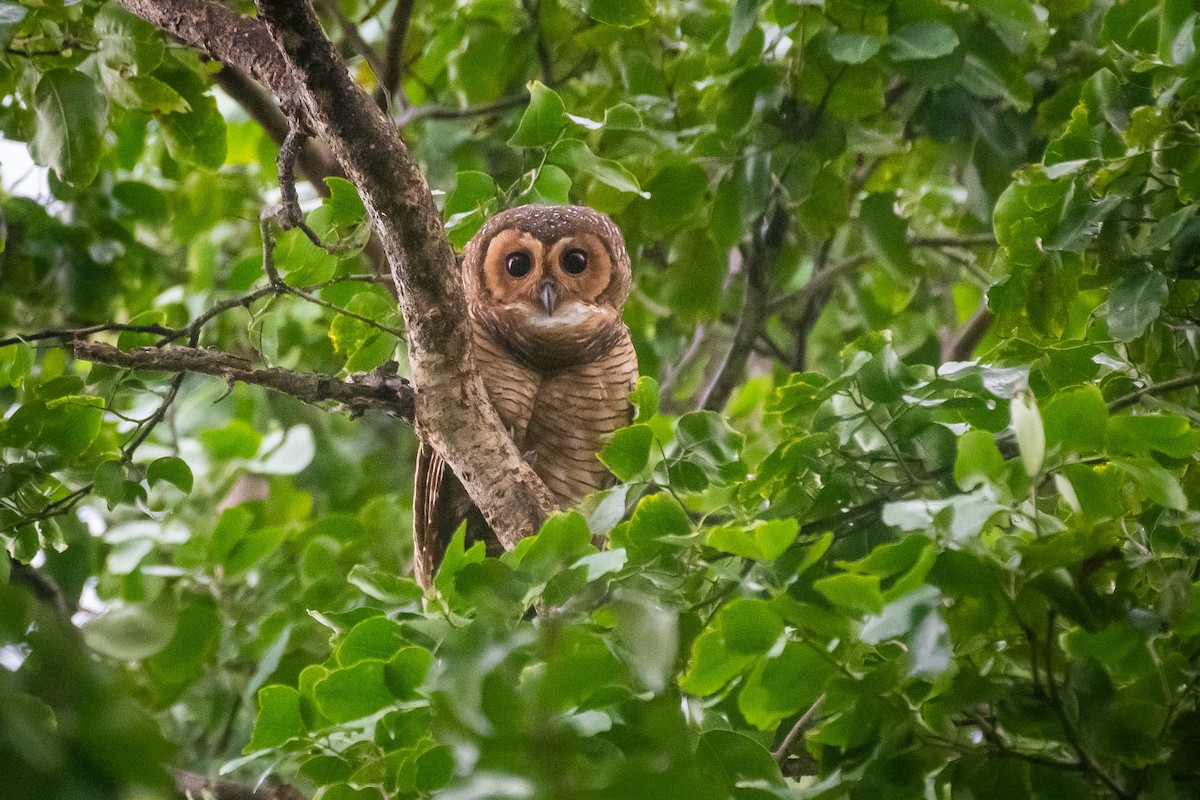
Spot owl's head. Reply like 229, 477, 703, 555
463, 204, 632, 364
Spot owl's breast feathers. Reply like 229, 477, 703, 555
471, 318, 637, 506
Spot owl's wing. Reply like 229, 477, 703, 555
413, 330, 541, 589
412, 440, 472, 589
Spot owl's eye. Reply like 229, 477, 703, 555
505, 251, 533, 278
562, 249, 588, 275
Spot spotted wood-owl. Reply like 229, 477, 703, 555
413, 204, 639, 588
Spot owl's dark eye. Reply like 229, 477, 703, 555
562, 248, 588, 275
505, 251, 533, 278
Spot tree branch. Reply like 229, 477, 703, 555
316, 0, 387, 81
1109, 371, 1200, 412
942, 302, 994, 363
379, 0, 415, 106
115, 0, 299, 102
701, 205, 787, 411
174, 770, 306, 800
395, 93, 528, 127
213, 65, 342, 191
243, 0, 556, 549
120, 0, 559, 548
73, 341, 415, 421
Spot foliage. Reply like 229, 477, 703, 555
2, 0, 1200, 798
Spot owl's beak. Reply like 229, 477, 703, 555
538, 279, 559, 315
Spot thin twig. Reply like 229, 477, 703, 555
1109, 372, 1200, 412
395, 94, 528, 127
772, 694, 825, 762
0, 323, 176, 349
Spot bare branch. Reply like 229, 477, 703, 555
910, 233, 996, 249
317, 0, 387, 80
174, 769, 306, 800
379, 0, 415, 106
1109, 371, 1200, 413
395, 93, 528, 127
1, 323, 176, 349
942, 303, 994, 363
73, 342, 415, 421
772, 693, 825, 762
701, 205, 788, 411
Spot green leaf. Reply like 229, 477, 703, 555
861, 586, 951, 678
1045, 195, 1123, 253
717, 599, 783, 654
603, 103, 643, 130
550, 139, 647, 197
1108, 415, 1200, 458
415, 747, 455, 792
313, 660, 394, 722
95, 4, 166, 73
706, 519, 799, 561
337, 616, 405, 665
581, 0, 654, 27
736, 642, 831, 730
508, 81, 566, 148
1107, 270, 1169, 342
827, 31, 885, 64
385, 647, 433, 699
82, 602, 177, 661
527, 164, 571, 205
861, 192, 916, 276
30, 69, 107, 186
679, 629, 755, 695
813, 572, 883, 614
623, 493, 691, 547
93, 459, 128, 504
599, 424, 653, 481
1043, 385, 1108, 455
699, 729, 785, 787
726, 0, 763, 53
630, 376, 660, 422
954, 430, 1005, 490
247, 685, 304, 750
147, 456, 193, 493
1114, 458, 1187, 510
156, 66, 226, 169
889, 21, 959, 61
642, 162, 708, 231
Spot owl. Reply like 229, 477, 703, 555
412, 204, 639, 588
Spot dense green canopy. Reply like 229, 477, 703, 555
2, 0, 1200, 798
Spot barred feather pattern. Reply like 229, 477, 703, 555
412, 323, 637, 589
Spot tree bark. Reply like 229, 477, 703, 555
116, 0, 556, 548
73, 341, 415, 420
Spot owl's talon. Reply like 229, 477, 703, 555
522, 449, 538, 464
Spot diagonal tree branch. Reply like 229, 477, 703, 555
115, 0, 298, 100
379, 0, 415, 106
249, 0, 557, 548
119, 0, 558, 548
700, 204, 788, 411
